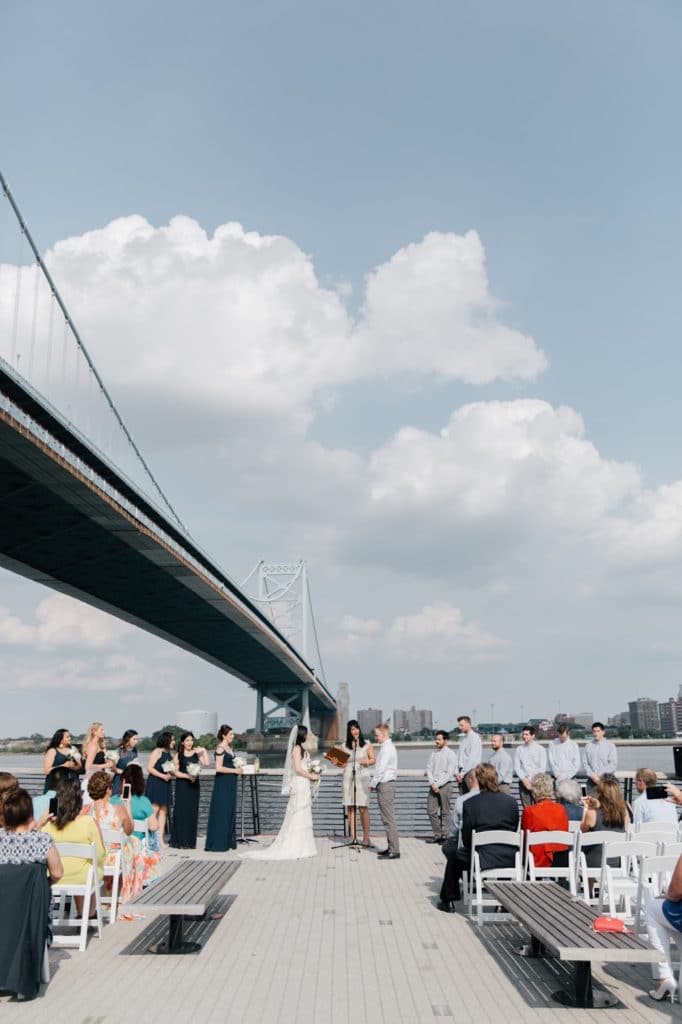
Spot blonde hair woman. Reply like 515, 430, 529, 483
82, 722, 116, 775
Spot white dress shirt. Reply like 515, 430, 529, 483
458, 731, 483, 775
426, 745, 457, 788
372, 738, 398, 785
514, 740, 547, 781
548, 738, 581, 779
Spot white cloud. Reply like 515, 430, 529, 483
332, 603, 502, 663
0, 219, 547, 454
386, 601, 504, 662
0, 593, 134, 651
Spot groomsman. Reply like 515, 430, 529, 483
514, 725, 547, 806
455, 716, 482, 793
548, 724, 580, 783
583, 722, 617, 793
425, 730, 457, 843
370, 723, 400, 859
489, 734, 513, 794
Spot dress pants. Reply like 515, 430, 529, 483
440, 837, 468, 901
427, 782, 453, 839
376, 781, 400, 854
519, 783, 534, 807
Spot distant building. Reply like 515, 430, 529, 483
392, 706, 433, 734
357, 708, 383, 734
608, 711, 631, 728
571, 712, 594, 731
659, 699, 682, 735
628, 698, 661, 733
335, 682, 350, 741
176, 709, 218, 737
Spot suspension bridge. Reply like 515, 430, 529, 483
0, 170, 337, 737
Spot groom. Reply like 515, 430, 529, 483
370, 723, 400, 860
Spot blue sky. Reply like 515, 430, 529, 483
1, 1, 682, 736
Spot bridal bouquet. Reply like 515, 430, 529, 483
308, 759, 324, 775
186, 762, 201, 778
105, 749, 120, 766
161, 760, 177, 775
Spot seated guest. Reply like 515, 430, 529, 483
41, 776, 105, 913
449, 769, 479, 847
580, 774, 629, 867
0, 789, 62, 1001
438, 763, 519, 913
521, 772, 569, 867
0, 772, 19, 826
645, 851, 682, 1002
556, 778, 584, 821
632, 768, 679, 827
0, 788, 63, 881
111, 763, 161, 886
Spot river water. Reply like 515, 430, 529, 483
3, 742, 681, 776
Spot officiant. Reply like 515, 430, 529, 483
339, 720, 375, 847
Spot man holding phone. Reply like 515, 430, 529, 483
632, 767, 679, 827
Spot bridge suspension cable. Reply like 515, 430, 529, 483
0, 168, 187, 533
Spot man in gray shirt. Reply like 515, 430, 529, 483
456, 715, 483, 793
449, 768, 479, 846
489, 733, 513, 794
583, 721, 617, 792
425, 730, 457, 843
548, 724, 581, 783
514, 725, 547, 806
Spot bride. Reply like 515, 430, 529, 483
242, 724, 320, 860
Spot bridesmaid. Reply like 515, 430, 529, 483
170, 732, 209, 849
82, 722, 116, 779
111, 729, 140, 797
43, 729, 81, 793
145, 731, 177, 847
205, 724, 242, 852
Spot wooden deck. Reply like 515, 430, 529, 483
0, 838, 673, 1021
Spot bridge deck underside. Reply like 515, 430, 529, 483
0, 416, 332, 716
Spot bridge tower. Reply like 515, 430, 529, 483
243, 560, 330, 736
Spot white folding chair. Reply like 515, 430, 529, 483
576, 831, 627, 904
632, 853, 679, 935
525, 830, 577, 896
100, 827, 124, 924
661, 841, 682, 858
599, 839, 658, 919
633, 821, 678, 837
468, 830, 523, 926
51, 842, 103, 951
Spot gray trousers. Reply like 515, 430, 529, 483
376, 781, 400, 854
519, 783, 534, 807
427, 782, 454, 839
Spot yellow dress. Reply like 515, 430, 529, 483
42, 816, 105, 884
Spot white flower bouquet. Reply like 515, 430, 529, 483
234, 755, 247, 769
309, 759, 324, 775
105, 749, 120, 766
68, 746, 81, 763
186, 762, 201, 778
161, 760, 177, 775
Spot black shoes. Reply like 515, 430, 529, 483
437, 900, 456, 913
377, 849, 400, 859
425, 837, 443, 844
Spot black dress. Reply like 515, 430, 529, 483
43, 749, 80, 793
170, 752, 200, 849
145, 751, 174, 808
204, 750, 237, 852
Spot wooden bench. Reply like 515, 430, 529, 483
121, 858, 240, 955
485, 880, 659, 1008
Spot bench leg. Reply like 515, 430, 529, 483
552, 962, 618, 1009
148, 915, 202, 955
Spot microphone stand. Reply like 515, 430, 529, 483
332, 743, 366, 852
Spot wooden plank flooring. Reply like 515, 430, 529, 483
0, 839, 674, 1022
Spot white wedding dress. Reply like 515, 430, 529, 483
242, 750, 317, 861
